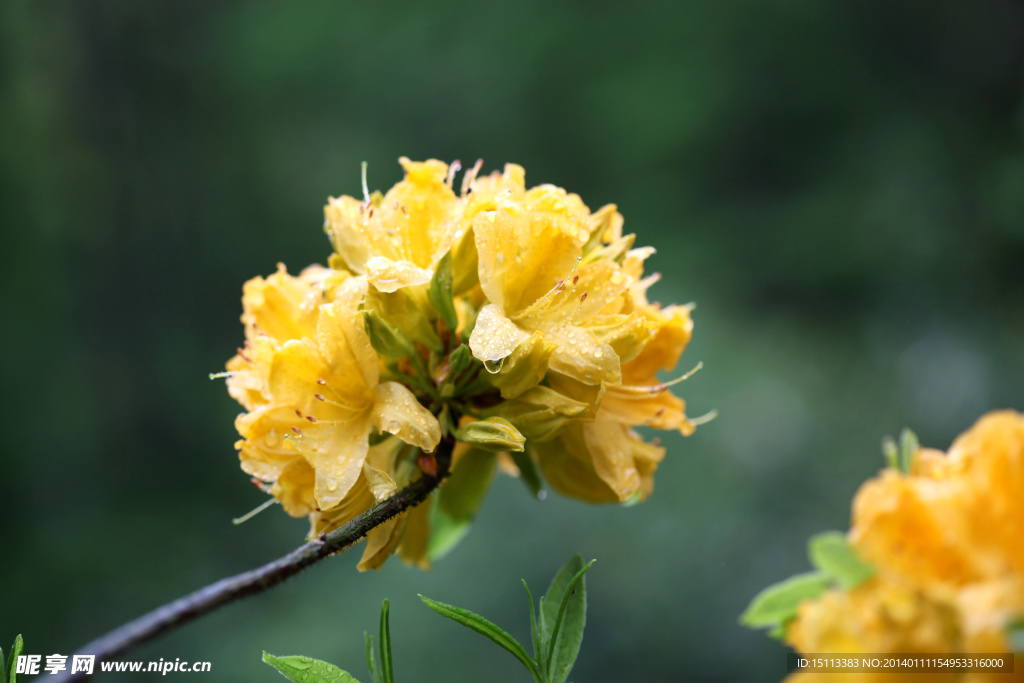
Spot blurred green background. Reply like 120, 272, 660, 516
2, 1, 1023, 681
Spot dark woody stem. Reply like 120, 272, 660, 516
49, 434, 457, 683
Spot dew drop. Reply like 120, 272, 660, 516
483, 359, 504, 374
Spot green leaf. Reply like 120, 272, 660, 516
522, 580, 544, 676
428, 252, 458, 333
8, 635, 23, 683
379, 600, 393, 683
1, 644, 5, 683
1007, 618, 1024, 654
511, 449, 545, 499
363, 633, 382, 683
739, 571, 830, 629
419, 595, 540, 682
807, 531, 874, 589
428, 449, 497, 561
262, 653, 363, 683
542, 556, 594, 683
899, 428, 919, 474
881, 435, 899, 470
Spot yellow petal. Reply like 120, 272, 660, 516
324, 195, 373, 274
468, 303, 530, 363
397, 494, 433, 570
365, 256, 434, 293
534, 425, 620, 504
473, 202, 586, 315
542, 321, 620, 386
487, 332, 555, 399
372, 381, 442, 453
240, 263, 319, 343
358, 515, 408, 571
316, 277, 379, 388
271, 460, 317, 517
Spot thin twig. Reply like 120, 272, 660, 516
49, 434, 456, 683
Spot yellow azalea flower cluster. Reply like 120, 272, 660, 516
785, 411, 1024, 682
221, 158, 700, 570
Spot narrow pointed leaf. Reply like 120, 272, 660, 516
807, 531, 874, 589
363, 633, 382, 683
262, 653, 363, 683
899, 428, 918, 474
544, 557, 594, 683
428, 252, 458, 332
379, 600, 393, 683
739, 571, 830, 629
419, 595, 540, 681
523, 580, 544, 672
8, 635, 23, 683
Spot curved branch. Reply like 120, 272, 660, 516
50, 434, 456, 683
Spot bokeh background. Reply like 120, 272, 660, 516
3, 1, 1023, 681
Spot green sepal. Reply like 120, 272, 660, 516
418, 595, 541, 682
262, 652, 363, 683
378, 600, 393, 683
807, 531, 874, 590
428, 252, 458, 333
362, 310, 414, 360
739, 571, 830, 629
8, 635, 23, 683
542, 555, 594, 683
428, 449, 497, 561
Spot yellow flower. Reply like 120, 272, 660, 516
230, 273, 441, 513
224, 158, 704, 567
782, 410, 1024, 677
468, 167, 643, 386
324, 158, 459, 292
533, 304, 697, 503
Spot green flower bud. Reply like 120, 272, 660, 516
362, 309, 414, 359
456, 417, 526, 453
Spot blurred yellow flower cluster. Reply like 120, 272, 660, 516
785, 411, 1024, 682
222, 158, 700, 569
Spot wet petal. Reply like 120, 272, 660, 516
316, 276, 378, 388
372, 381, 442, 452
365, 256, 433, 293
468, 303, 530, 363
